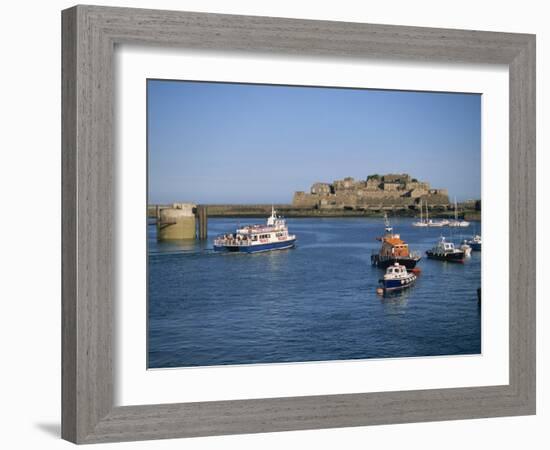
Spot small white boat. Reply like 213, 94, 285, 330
448, 198, 470, 227
412, 199, 429, 227
460, 240, 472, 257
423, 204, 449, 227
448, 220, 470, 227
426, 219, 448, 227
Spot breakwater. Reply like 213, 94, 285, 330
148, 203, 479, 219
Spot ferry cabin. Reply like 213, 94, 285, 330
246, 230, 288, 244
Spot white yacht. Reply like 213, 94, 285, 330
448, 198, 470, 227
412, 199, 429, 227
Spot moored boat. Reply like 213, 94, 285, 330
426, 219, 448, 227
412, 199, 429, 227
448, 220, 470, 227
378, 262, 417, 293
466, 235, 482, 251
371, 213, 421, 270
460, 240, 472, 257
213, 207, 296, 253
422, 203, 449, 227
426, 236, 465, 262
448, 198, 470, 227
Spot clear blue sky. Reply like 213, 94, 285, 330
148, 80, 481, 204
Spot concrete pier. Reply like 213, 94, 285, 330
157, 203, 196, 240
196, 205, 208, 240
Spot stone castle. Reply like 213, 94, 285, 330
292, 174, 449, 210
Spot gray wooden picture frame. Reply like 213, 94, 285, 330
62, 5, 536, 444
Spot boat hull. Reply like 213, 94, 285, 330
379, 274, 416, 292
371, 255, 421, 270
214, 238, 296, 254
469, 242, 481, 251
426, 250, 465, 262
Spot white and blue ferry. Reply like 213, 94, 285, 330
213, 207, 296, 254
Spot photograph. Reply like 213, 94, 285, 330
1, 0, 540, 447
147, 79, 482, 369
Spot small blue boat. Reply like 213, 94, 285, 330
378, 263, 417, 293
213, 207, 296, 254
466, 235, 482, 251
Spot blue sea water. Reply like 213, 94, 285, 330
148, 217, 481, 368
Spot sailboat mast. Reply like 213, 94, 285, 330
454, 197, 458, 220
426, 201, 429, 222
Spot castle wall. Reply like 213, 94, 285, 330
311, 182, 332, 195
292, 174, 450, 209
292, 191, 319, 208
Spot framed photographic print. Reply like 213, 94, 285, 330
62, 5, 536, 444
